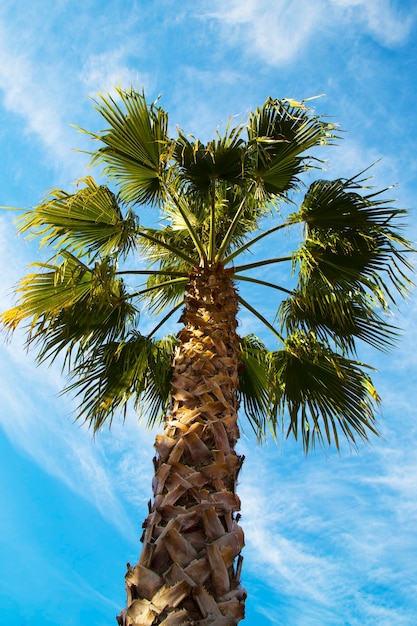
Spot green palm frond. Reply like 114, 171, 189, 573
16, 177, 140, 259
3, 252, 93, 326
297, 230, 411, 309
270, 332, 380, 451
162, 191, 208, 262
65, 332, 176, 431
141, 272, 188, 316
173, 121, 244, 195
85, 88, 170, 206
246, 97, 336, 196
2, 252, 137, 364
294, 173, 403, 229
137, 225, 198, 267
293, 176, 413, 307
279, 286, 399, 353
238, 335, 271, 439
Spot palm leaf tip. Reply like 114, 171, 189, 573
272, 332, 380, 451
65, 333, 176, 431
238, 335, 272, 440
246, 97, 337, 195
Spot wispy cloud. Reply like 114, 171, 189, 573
0, 21, 78, 170
330, 0, 416, 46
0, 347, 138, 540
205, 0, 415, 67
204, 0, 321, 66
80, 50, 149, 97
0, 10, 143, 178
237, 433, 417, 624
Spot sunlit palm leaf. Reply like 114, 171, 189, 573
16, 177, 139, 259
246, 97, 336, 195
86, 88, 170, 205
279, 287, 400, 353
2, 253, 93, 327
136, 229, 197, 275
2, 252, 137, 364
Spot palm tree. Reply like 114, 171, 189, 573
1, 88, 413, 625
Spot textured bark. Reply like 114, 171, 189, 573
117, 264, 246, 625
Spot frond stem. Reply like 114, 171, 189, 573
238, 295, 285, 343
233, 273, 293, 295
147, 300, 184, 339
137, 228, 196, 266
233, 256, 292, 273
209, 186, 216, 263
166, 187, 208, 264
215, 182, 255, 263
116, 269, 189, 278
222, 222, 291, 266
123, 277, 189, 300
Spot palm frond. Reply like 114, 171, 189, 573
270, 332, 380, 451
2, 252, 137, 365
173, 121, 244, 195
293, 176, 413, 307
246, 97, 336, 196
279, 286, 400, 353
16, 177, 139, 260
238, 335, 271, 440
85, 88, 170, 206
141, 274, 188, 316
64, 332, 176, 431
137, 225, 198, 267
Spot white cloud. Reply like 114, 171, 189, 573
330, 0, 415, 46
205, 0, 321, 65
0, 21, 76, 166
0, 20, 143, 178
80, 50, 149, 96
237, 434, 417, 623
205, 0, 415, 67
0, 349, 138, 540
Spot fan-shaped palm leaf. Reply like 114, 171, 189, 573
279, 286, 399, 353
65, 332, 176, 431
16, 177, 140, 260
246, 97, 336, 196
173, 121, 244, 195
3, 252, 137, 365
270, 332, 380, 451
293, 177, 413, 310
85, 88, 170, 206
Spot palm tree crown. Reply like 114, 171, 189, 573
3, 88, 411, 449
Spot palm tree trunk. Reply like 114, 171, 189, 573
117, 263, 246, 625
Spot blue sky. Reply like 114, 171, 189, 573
1, 1, 417, 625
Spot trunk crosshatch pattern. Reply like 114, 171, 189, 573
1, 89, 413, 625
118, 266, 246, 625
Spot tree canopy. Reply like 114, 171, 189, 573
2, 88, 413, 451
